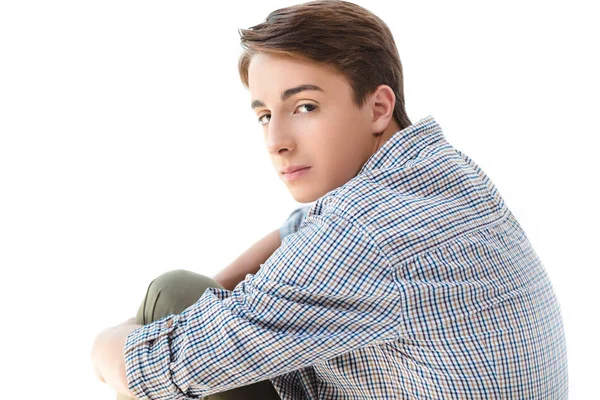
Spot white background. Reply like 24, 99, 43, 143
0, 0, 597, 398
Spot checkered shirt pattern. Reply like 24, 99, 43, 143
124, 115, 568, 399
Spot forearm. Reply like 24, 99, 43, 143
213, 228, 281, 291
91, 318, 143, 398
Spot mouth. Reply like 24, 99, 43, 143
282, 166, 311, 181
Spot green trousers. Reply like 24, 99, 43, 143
117, 269, 281, 400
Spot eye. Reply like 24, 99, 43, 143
295, 103, 318, 114
257, 114, 270, 125
257, 103, 318, 126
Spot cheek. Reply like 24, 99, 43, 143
302, 110, 368, 161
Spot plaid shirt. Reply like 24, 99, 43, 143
124, 115, 568, 399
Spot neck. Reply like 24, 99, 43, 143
372, 119, 401, 154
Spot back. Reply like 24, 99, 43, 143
275, 116, 568, 398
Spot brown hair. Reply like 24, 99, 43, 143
237, 0, 411, 131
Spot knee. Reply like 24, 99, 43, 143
150, 269, 202, 292
149, 269, 223, 302
141, 269, 224, 323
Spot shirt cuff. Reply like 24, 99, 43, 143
124, 313, 185, 400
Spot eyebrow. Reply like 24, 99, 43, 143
251, 84, 324, 109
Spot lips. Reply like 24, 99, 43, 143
282, 166, 311, 181
281, 165, 311, 175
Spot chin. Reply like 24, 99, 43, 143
289, 188, 321, 204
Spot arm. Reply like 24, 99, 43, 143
212, 205, 311, 291
123, 213, 403, 399
92, 208, 308, 397
212, 228, 281, 291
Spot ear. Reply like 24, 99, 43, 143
369, 85, 396, 135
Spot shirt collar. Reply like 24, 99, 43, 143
310, 115, 445, 212
357, 114, 445, 175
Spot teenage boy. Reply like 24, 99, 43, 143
91, 1, 568, 399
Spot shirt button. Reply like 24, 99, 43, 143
166, 320, 173, 328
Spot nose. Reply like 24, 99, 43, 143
265, 116, 295, 156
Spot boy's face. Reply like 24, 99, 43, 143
248, 52, 381, 203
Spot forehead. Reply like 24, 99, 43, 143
248, 53, 349, 99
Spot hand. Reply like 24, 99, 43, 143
91, 319, 142, 397
92, 356, 105, 383
91, 328, 111, 383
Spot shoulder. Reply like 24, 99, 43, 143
319, 145, 509, 265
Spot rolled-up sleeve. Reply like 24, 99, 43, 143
124, 212, 403, 399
